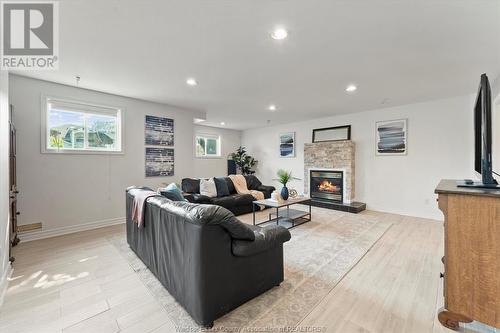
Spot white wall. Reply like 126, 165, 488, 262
242, 95, 476, 220
193, 125, 241, 178
0, 70, 10, 304
491, 73, 500, 103
10, 75, 201, 238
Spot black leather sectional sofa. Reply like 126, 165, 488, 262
180, 175, 275, 216
126, 187, 291, 327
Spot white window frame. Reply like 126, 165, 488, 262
195, 133, 222, 158
41, 95, 124, 154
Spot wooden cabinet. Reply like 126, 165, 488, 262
435, 179, 500, 330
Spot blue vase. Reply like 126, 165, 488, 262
281, 186, 289, 200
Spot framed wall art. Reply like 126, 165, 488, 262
279, 132, 295, 157
375, 119, 407, 155
145, 115, 174, 146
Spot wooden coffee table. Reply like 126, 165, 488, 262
252, 197, 311, 229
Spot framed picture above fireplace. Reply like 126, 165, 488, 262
312, 125, 351, 143
375, 119, 407, 155
279, 132, 295, 157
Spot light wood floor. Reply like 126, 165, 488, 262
0, 208, 495, 333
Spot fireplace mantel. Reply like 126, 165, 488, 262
304, 140, 355, 203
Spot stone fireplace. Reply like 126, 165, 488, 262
304, 140, 364, 212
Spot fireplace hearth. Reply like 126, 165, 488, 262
310, 170, 343, 203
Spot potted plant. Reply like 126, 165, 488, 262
230, 146, 258, 175
274, 169, 300, 200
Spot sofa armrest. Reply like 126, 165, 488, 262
258, 185, 275, 192
182, 193, 194, 202
232, 225, 291, 257
257, 185, 275, 199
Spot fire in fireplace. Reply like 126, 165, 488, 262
318, 180, 338, 193
310, 170, 343, 202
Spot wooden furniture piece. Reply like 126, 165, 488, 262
9, 104, 19, 262
435, 179, 500, 330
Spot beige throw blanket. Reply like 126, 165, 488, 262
228, 175, 265, 202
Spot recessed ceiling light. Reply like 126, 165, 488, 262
345, 84, 357, 93
193, 118, 205, 123
271, 28, 288, 40
220, 122, 225, 126
268, 104, 277, 111
186, 78, 198, 86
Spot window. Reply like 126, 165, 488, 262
43, 97, 123, 153
195, 134, 221, 157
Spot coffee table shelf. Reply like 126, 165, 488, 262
269, 208, 310, 220
252, 197, 311, 229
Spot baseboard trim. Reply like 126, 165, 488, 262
18, 217, 126, 242
0, 264, 12, 307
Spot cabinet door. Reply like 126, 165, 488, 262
445, 194, 500, 327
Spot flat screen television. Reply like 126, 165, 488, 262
458, 73, 499, 189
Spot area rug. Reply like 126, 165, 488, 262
109, 208, 392, 331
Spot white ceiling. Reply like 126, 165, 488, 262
16, 0, 500, 130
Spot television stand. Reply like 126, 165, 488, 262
456, 180, 500, 190
435, 179, 500, 330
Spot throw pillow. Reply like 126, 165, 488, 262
214, 177, 230, 197
160, 183, 188, 202
181, 178, 200, 194
200, 178, 217, 198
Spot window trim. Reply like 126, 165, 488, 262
41, 95, 125, 155
194, 133, 222, 159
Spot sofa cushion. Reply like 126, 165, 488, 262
214, 177, 230, 197
211, 196, 236, 209
160, 183, 188, 202
182, 178, 200, 194
232, 194, 255, 206
200, 178, 217, 197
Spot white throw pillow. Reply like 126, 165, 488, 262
200, 178, 217, 198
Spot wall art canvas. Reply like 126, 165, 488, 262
376, 119, 407, 155
279, 132, 295, 157
145, 115, 174, 146
145, 147, 174, 177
